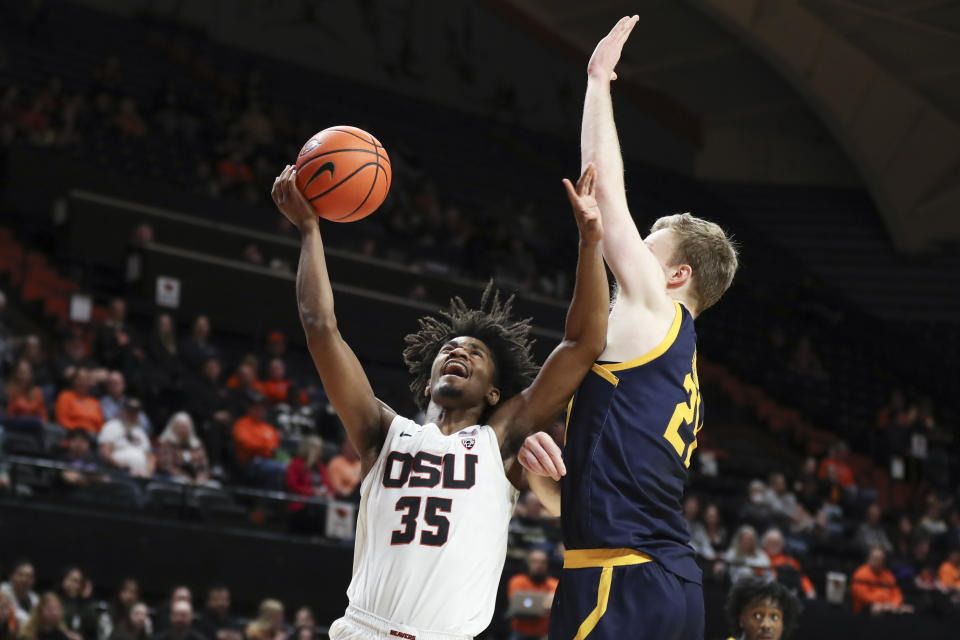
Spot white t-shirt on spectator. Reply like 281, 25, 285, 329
99, 419, 151, 475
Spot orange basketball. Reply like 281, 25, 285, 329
294, 126, 391, 223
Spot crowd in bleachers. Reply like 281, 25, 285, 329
0, 559, 319, 640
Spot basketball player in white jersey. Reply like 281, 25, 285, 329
270, 162, 609, 639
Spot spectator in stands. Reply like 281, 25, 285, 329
685, 495, 716, 559
153, 587, 191, 635
260, 360, 291, 406
289, 608, 313, 640
762, 528, 815, 599
704, 503, 729, 552
100, 372, 151, 435
937, 548, 960, 595
154, 602, 203, 640
146, 314, 180, 380
58, 567, 96, 640
231, 392, 284, 488
156, 413, 211, 484
856, 503, 893, 555
55, 368, 104, 435
20, 335, 54, 398
250, 600, 284, 640
724, 576, 801, 640
851, 547, 912, 614
0, 591, 17, 640
103, 580, 140, 640
5, 359, 47, 420
0, 561, 37, 626
818, 442, 855, 490
723, 525, 773, 585
259, 332, 290, 382
98, 399, 154, 478
506, 548, 557, 640
225, 362, 261, 418
95, 298, 141, 374
179, 316, 217, 374
19, 592, 71, 640
327, 439, 362, 501
58, 429, 105, 489
946, 510, 960, 551
740, 480, 779, 532
918, 494, 947, 538
113, 98, 148, 138
269, 386, 316, 439
286, 436, 330, 510
107, 602, 150, 640
194, 586, 240, 640
763, 473, 797, 521
183, 358, 229, 428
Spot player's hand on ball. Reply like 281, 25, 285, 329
518, 431, 566, 481
272, 164, 317, 233
564, 163, 603, 245
587, 15, 638, 82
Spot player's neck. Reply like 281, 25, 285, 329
667, 289, 699, 319
424, 402, 485, 434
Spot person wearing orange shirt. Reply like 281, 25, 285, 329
327, 440, 362, 500
937, 548, 960, 592
231, 392, 285, 488
850, 547, 912, 614
54, 368, 104, 435
259, 359, 291, 405
818, 442, 855, 489
5, 360, 48, 421
507, 549, 558, 640
762, 529, 815, 599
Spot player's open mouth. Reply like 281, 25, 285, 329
441, 359, 469, 378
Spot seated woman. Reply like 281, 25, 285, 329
285, 436, 332, 532
5, 360, 48, 421
156, 412, 212, 484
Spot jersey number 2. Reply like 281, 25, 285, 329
390, 497, 452, 546
663, 353, 701, 468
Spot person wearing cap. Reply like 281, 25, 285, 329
98, 398, 154, 477
231, 391, 284, 488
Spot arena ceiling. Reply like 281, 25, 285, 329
494, 0, 960, 254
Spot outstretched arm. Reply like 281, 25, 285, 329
272, 166, 394, 475
582, 16, 669, 309
490, 165, 608, 452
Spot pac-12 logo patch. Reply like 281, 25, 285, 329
460, 428, 479, 450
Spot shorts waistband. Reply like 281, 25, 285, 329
563, 548, 654, 569
343, 605, 473, 640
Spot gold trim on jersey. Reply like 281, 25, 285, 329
564, 549, 653, 639
563, 548, 654, 569
590, 363, 619, 387
563, 395, 575, 446
597, 302, 683, 373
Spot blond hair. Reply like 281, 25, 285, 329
650, 213, 738, 313
20, 593, 65, 640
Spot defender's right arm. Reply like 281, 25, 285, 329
582, 16, 671, 312
273, 166, 395, 475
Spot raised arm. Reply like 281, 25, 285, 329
272, 166, 394, 474
582, 16, 668, 308
490, 165, 608, 451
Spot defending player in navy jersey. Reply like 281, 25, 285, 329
518, 17, 739, 640
271, 163, 608, 639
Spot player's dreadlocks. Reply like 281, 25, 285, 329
403, 282, 538, 419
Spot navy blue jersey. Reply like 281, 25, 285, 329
561, 301, 703, 583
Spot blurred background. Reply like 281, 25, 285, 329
0, 0, 958, 638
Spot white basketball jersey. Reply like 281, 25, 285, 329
337, 414, 518, 637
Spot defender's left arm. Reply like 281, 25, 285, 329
490, 165, 608, 453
